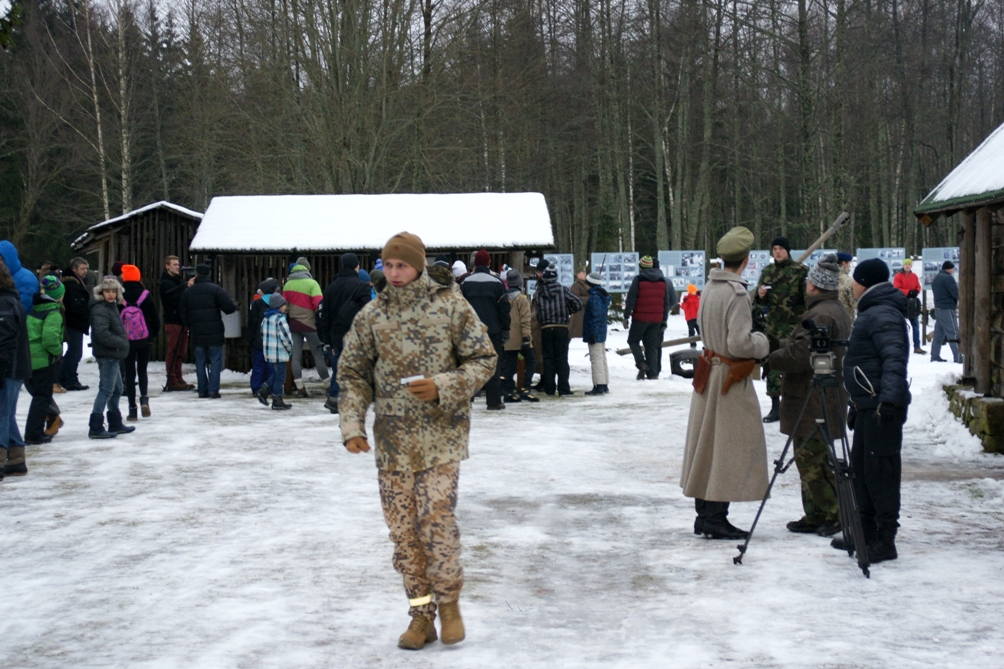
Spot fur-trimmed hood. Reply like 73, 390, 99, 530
92, 275, 125, 305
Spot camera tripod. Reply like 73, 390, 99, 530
733, 349, 871, 578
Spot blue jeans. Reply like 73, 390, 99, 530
250, 348, 267, 393
59, 327, 84, 386
1, 378, 25, 448
931, 308, 961, 362
264, 361, 287, 397
92, 357, 124, 414
907, 315, 921, 349
194, 345, 223, 394
327, 343, 343, 398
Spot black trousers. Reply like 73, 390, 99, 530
628, 321, 663, 377
541, 327, 571, 395
851, 407, 903, 530
122, 345, 151, 408
501, 345, 536, 395
483, 333, 504, 408
687, 318, 700, 347
24, 362, 55, 441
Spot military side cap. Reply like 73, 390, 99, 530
717, 226, 755, 262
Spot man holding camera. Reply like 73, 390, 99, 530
838, 258, 910, 563
767, 254, 852, 537
159, 255, 196, 391
755, 237, 808, 422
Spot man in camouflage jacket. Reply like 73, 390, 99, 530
338, 232, 496, 651
754, 236, 808, 422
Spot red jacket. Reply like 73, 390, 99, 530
893, 269, 921, 296
681, 293, 700, 321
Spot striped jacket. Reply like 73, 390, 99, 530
282, 265, 323, 332
261, 309, 293, 363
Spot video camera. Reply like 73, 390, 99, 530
181, 266, 197, 280
804, 318, 849, 375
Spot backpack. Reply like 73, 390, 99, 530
121, 290, 150, 341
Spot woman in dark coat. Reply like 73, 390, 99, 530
119, 265, 161, 420
0, 259, 31, 477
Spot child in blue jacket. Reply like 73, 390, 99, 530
259, 293, 293, 410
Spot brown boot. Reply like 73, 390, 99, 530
397, 615, 437, 650
438, 600, 465, 645
44, 415, 64, 437
3, 445, 27, 476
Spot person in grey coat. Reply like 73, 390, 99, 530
930, 261, 961, 363
88, 276, 135, 439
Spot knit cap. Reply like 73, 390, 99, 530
339, 252, 359, 270
542, 267, 558, 282
807, 253, 841, 291
111, 260, 127, 277
853, 258, 890, 288
434, 254, 451, 269
902, 258, 913, 267
259, 277, 279, 295
452, 260, 467, 278
269, 292, 287, 309
295, 256, 311, 271
196, 263, 211, 277
358, 268, 370, 283
586, 272, 603, 286
640, 255, 654, 269
121, 264, 141, 283
770, 236, 791, 254
369, 269, 385, 283
41, 275, 65, 300
535, 258, 550, 273
687, 284, 697, 295
942, 260, 955, 271
474, 250, 491, 267
382, 232, 426, 272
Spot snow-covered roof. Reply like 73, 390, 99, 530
915, 121, 1004, 218
189, 193, 553, 252
71, 201, 204, 250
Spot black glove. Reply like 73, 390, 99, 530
847, 404, 857, 431
622, 319, 630, 330
876, 403, 902, 426
659, 323, 667, 333
501, 330, 510, 342
767, 333, 781, 353
522, 336, 531, 346
761, 361, 771, 380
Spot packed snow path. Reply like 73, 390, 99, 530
2, 323, 1002, 668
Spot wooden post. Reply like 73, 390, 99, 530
959, 210, 976, 381
974, 207, 992, 394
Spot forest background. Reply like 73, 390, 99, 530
1, 0, 1002, 266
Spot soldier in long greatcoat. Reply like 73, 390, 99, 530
680, 226, 770, 540
338, 232, 497, 651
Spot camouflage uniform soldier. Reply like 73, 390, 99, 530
836, 252, 857, 317
338, 232, 497, 650
754, 236, 808, 422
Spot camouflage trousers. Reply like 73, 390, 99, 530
378, 461, 463, 622
794, 438, 839, 524
766, 368, 783, 397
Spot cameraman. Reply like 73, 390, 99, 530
838, 258, 910, 564
159, 256, 196, 391
767, 254, 851, 537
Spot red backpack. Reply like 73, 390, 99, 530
121, 290, 150, 341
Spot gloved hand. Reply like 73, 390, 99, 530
345, 436, 370, 453
407, 378, 439, 402
847, 404, 857, 431
767, 333, 781, 353
876, 403, 902, 426
622, 319, 630, 330
501, 330, 510, 342
761, 362, 771, 380
660, 323, 667, 333
522, 336, 531, 346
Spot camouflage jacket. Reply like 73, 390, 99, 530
838, 267, 856, 317
754, 257, 808, 339
338, 265, 497, 472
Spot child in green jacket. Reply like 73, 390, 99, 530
24, 275, 64, 445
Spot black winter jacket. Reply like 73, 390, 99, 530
178, 278, 237, 347
121, 281, 162, 348
842, 282, 911, 410
459, 267, 511, 336
535, 279, 582, 327
931, 270, 959, 310
89, 294, 130, 360
62, 273, 91, 334
159, 271, 188, 325
0, 288, 31, 381
247, 297, 268, 350
318, 268, 372, 346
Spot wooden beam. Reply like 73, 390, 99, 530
974, 207, 993, 394
959, 210, 975, 379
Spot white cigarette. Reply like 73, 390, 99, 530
400, 375, 425, 385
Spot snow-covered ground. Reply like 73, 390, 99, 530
2, 315, 1002, 668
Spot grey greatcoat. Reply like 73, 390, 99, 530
680, 269, 770, 502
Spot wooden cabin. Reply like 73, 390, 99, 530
70, 201, 203, 362
189, 192, 555, 372
915, 121, 1004, 452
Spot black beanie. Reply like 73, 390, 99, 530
770, 236, 791, 254
853, 258, 889, 289
339, 252, 360, 270
942, 260, 955, 271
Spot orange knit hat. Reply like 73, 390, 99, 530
687, 284, 697, 295
121, 264, 141, 283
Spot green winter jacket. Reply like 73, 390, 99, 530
28, 297, 64, 370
